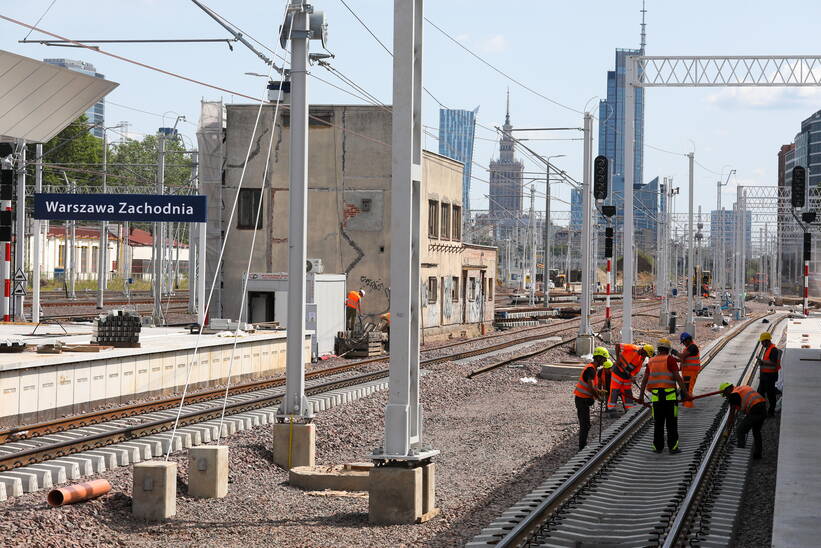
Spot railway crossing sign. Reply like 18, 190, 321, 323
13, 268, 26, 283
12, 283, 25, 297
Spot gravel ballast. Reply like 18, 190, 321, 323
0, 298, 775, 547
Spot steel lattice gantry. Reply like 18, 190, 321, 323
621, 56, 821, 335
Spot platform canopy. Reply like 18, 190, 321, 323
0, 49, 118, 143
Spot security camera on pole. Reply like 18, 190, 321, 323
790, 165, 813, 317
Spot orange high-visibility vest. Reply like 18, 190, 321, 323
574, 363, 597, 399
617, 344, 644, 379
732, 385, 766, 413
346, 291, 361, 309
646, 355, 676, 390
681, 343, 701, 373
761, 345, 780, 373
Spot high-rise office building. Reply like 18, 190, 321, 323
439, 107, 478, 218
710, 209, 752, 255
488, 93, 524, 224
43, 58, 105, 138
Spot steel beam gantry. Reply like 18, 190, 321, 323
622, 55, 821, 338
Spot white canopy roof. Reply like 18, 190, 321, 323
0, 49, 118, 143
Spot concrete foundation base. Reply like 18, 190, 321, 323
289, 463, 371, 492
132, 461, 176, 521
575, 334, 594, 357
658, 311, 669, 329
369, 463, 437, 525
684, 321, 696, 338
187, 446, 228, 498
273, 422, 315, 469
539, 363, 585, 381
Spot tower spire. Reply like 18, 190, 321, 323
640, 0, 647, 52
505, 87, 510, 125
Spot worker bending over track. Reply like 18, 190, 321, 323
345, 289, 365, 331
720, 382, 767, 459
609, 343, 654, 412
756, 332, 781, 416
573, 347, 610, 450
639, 339, 689, 454
673, 332, 700, 408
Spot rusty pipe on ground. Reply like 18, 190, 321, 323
47, 479, 111, 507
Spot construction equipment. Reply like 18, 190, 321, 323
334, 314, 384, 358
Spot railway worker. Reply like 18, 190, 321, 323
574, 347, 610, 450
345, 289, 365, 331
638, 338, 689, 454
608, 343, 654, 412
720, 382, 767, 459
673, 332, 700, 408
756, 332, 781, 416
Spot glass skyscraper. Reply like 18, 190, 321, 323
43, 58, 106, 138
438, 107, 478, 216
597, 48, 645, 213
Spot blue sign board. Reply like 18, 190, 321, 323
33, 193, 207, 223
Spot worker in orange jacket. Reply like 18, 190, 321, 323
639, 339, 689, 454
573, 347, 610, 450
345, 289, 365, 331
756, 332, 781, 416
720, 382, 767, 459
608, 343, 654, 412
673, 332, 700, 408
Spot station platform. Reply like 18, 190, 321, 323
0, 323, 310, 426
773, 315, 821, 548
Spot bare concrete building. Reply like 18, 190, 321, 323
205, 103, 496, 340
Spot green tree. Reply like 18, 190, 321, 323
37, 114, 102, 188
109, 134, 192, 191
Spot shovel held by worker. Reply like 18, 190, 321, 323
637, 390, 722, 407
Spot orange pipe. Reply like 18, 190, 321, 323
47, 479, 111, 507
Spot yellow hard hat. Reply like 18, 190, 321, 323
657, 338, 672, 349
593, 346, 610, 359
719, 382, 733, 392
642, 344, 655, 357
759, 332, 772, 342
602, 359, 614, 369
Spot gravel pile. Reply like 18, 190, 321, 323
0, 345, 619, 547
732, 412, 781, 547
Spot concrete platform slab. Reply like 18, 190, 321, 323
773, 316, 821, 548
289, 463, 371, 492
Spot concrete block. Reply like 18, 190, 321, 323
0, 474, 24, 497
118, 442, 153, 461
132, 461, 176, 521
0, 481, 5, 501
187, 446, 228, 499
83, 450, 123, 469
289, 463, 371, 492
44, 459, 82, 481
273, 422, 315, 469
1, 470, 42, 493
56, 456, 96, 476
369, 465, 423, 524
23, 464, 67, 486
422, 463, 436, 515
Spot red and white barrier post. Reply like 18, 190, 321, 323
804, 231, 811, 317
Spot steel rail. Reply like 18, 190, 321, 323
0, 302, 662, 444
0, 370, 388, 471
493, 312, 769, 548
661, 316, 785, 546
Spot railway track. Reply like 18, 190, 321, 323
469, 312, 782, 547
0, 300, 663, 447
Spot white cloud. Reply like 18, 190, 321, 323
479, 34, 508, 53
705, 87, 821, 110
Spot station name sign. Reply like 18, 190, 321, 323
33, 193, 207, 223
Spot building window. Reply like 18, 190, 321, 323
452, 206, 462, 241
488, 278, 494, 301
452, 276, 459, 302
91, 246, 98, 272
58, 244, 65, 268
441, 204, 451, 240
237, 189, 263, 229
427, 276, 438, 303
469, 276, 477, 301
80, 247, 87, 273
428, 200, 439, 238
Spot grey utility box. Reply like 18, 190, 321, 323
246, 272, 346, 358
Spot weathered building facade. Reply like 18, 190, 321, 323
209, 103, 496, 339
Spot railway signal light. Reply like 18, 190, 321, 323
792, 166, 806, 208
0, 210, 10, 242
601, 205, 616, 218
802, 212, 817, 224
0, 170, 11, 201
805, 232, 812, 261
605, 227, 614, 258
593, 156, 609, 200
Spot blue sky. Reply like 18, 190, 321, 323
3, 0, 821, 224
